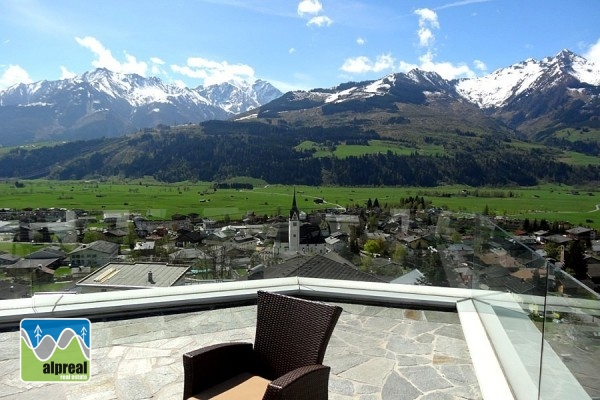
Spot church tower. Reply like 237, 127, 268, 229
288, 188, 300, 252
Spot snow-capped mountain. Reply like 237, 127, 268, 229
197, 79, 282, 114
455, 49, 600, 108
0, 69, 282, 145
242, 49, 599, 139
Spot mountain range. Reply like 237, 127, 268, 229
1, 49, 599, 147
239, 49, 599, 142
0, 69, 282, 145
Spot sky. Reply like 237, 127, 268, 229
1, 0, 599, 92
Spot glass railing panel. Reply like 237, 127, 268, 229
437, 213, 549, 398
539, 266, 599, 399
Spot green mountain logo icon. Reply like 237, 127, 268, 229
20, 318, 91, 382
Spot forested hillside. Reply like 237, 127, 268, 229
0, 121, 598, 187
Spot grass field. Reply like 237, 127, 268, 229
295, 140, 444, 158
1, 179, 599, 229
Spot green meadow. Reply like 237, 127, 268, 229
1, 179, 599, 229
295, 140, 444, 158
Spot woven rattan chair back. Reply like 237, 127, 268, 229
253, 291, 342, 379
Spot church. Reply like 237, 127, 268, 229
269, 189, 329, 256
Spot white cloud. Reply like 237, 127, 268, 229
297, 0, 322, 16
151, 57, 165, 65
393, 9, 477, 80
357, 37, 366, 45
171, 57, 255, 85
436, 0, 492, 10
415, 8, 439, 48
398, 51, 476, 80
298, 0, 331, 28
59, 66, 76, 80
584, 38, 600, 64
473, 59, 487, 71
75, 36, 148, 76
307, 15, 333, 27
340, 54, 395, 74
0, 64, 32, 89
289, 47, 296, 54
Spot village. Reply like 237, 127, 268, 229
1, 191, 599, 301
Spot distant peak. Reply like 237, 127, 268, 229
557, 48, 575, 57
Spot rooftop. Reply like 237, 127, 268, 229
0, 296, 481, 399
76, 262, 191, 289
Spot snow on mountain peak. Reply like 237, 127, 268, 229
455, 49, 600, 108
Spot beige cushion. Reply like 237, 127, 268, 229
188, 372, 271, 400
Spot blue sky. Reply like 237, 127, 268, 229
1, 0, 599, 92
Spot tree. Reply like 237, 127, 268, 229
366, 215, 378, 232
360, 255, 374, 272
392, 244, 407, 263
363, 239, 383, 255
126, 222, 137, 250
82, 230, 104, 244
564, 240, 587, 280
543, 242, 561, 260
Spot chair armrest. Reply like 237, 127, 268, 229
263, 364, 331, 400
182, 342, 254, 399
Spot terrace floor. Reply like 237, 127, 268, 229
0, 301, 482, 400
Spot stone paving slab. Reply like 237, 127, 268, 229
0, 303, 482, 399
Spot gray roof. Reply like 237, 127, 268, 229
566, 226, 592, 235
261, 254, 386, 283
169, 248, 209, 260
544, 234, 572, 244
25, 246, 66, 259
77, 262, 191, 288
391, 269, 425, 285
6, 258, 57, 274
70, 240, 120, 255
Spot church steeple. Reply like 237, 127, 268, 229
289, 187, 300, 219
288, 187, 300, 252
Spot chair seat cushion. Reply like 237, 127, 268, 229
188, 372, 271, 400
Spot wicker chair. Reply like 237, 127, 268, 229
182, 290, 343, 400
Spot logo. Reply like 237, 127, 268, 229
20, 318, 91, 382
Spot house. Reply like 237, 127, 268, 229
324, 213, 361, 235
398, 234, 429, 250
5, 259, 57, 282
231, 235, 259, 251
543, 234, 572, 246
325, 231, 348, 252
76, 262, 191, 293
69, 240, 120, 268
133, 241, 155, 255
585, 259, 600, 291
26, 246, 67, 260
566, 226, 595, 241
175, 229, 207, 247
169, 248, 211, 263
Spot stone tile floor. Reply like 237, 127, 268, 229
0, 302, 482, 399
